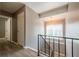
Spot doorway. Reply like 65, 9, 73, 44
5, 17, 12, 41
0, 15, 12, 42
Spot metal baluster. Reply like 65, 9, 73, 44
49, 36, 50, 57
52, 37, 54, 57
64, 37, 66, 57
44, 35, 46, 55
72, 39, 73, 57
58, 38, 60, 57
38, 35, 39, 56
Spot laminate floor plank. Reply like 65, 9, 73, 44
0, 39, 40, 57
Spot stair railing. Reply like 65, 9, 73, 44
38, 34, 79, 57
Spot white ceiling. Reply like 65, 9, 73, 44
25, 2, 68, 14
0, 2, 68, 14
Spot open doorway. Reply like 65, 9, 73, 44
5, 17, 12, 42
0, 15, 12, 42
0, 2, 25, 47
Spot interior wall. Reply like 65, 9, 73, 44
25, 6, 44, 49
66, 2, 79, 57
0, 18, 5, 38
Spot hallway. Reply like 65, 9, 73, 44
0, 39, 38, 57
0, 2, 79, 57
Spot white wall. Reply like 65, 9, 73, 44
66, 2, 79, 57
25, 6, 44, 50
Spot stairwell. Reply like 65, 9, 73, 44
38, 34, 79, 57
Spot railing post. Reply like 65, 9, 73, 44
49, 36, 50, 57
72, 39, 73, 57
52, 37, 54, 57
38, 34, 40, 56
64, 37, 66, 57
44, 35, 46, 55
58, 38, 60, 57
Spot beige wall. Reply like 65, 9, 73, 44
0, 18, 5, 38
25, 6, 44, 49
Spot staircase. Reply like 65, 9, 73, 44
38, 34, 79, 57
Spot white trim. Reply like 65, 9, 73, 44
24, 47, 38, 52
24, 46, 47, 57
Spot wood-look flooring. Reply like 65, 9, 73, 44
0, 39, 39, 57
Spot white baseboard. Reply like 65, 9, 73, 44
24, 47, 38, 52
24, 47, 46, 57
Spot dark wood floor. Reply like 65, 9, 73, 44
0, 39, 39, 57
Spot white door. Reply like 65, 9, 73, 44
17, 12, 24, 46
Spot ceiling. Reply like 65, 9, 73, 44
0, 2, 68, 14
0, 2, 24, 14
24, 2, 68, 14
